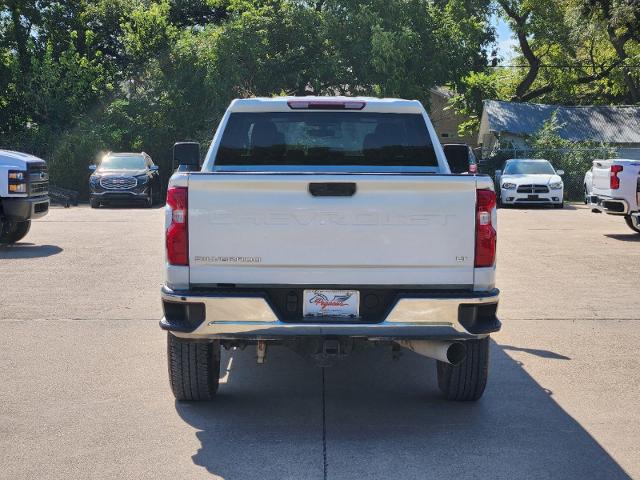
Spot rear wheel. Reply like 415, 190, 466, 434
624, 216, 640, 233
0, 219, 31, 245
167, 333, 221, 401
437, 337, 489, 401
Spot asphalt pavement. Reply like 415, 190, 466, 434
0, 203, 638, 479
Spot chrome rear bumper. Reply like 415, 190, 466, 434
589, 195, 629, 215
160, 286, 500, 340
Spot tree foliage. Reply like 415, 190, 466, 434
2, 0, 640, 195
452, 0, 640, 135
0, 0, 492, 194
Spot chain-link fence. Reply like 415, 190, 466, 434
479, 147, 640, 201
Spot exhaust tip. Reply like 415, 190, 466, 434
446, 342, 467, 366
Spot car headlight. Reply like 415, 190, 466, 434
8, 170, 25, 181
549, 182, 563, 190
90, 176, 100, 186
501, 182, 516, 189
8, 170, 27, 193
8, 183, 27, 193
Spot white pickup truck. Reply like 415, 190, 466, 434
587, 159, 640, 233
160, 97, 500, 402
0, 150, 50, 244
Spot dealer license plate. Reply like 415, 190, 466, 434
303, 290, 360, 317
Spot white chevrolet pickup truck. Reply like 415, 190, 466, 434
160, 97, 499, 402
0, 150, 50, 244
588, 159, 640, 233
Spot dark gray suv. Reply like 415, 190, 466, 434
89, 152, 160, 208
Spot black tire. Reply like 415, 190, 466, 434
624, 216, 640, 233
0, 220, 31, 245
554, 202, 564, 209
437, 337, 489, 401
146, 188, 153, 208
583, 186, 588, 204
167, 333, 220, 401
90, 198, 100, 208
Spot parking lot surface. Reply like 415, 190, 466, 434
1, 204, 639, 479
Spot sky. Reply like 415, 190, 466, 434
493, 15, 518, 63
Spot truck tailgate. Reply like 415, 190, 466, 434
188, 174, 477, 286
592, 160, 613, 195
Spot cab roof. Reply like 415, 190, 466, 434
228, 96, 425, 114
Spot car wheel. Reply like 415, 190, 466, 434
624, 216, 640, 234
437, 337, 489, 401
0, 220, 31, 245
167, 333, 221, 401
90, 198, 100, 208
583, 186, 588, 204
146, 188, 153, 208
554, 202, 564, 209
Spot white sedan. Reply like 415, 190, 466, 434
497, 159, 564, 208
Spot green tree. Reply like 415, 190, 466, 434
0, 0, 496, 196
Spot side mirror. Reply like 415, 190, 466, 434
442, 144, 473, 174
557, 169, 564, 175
150, 165, 159, 172
173, 142, 200, 171
89, 165, 97, 171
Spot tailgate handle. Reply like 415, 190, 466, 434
309, 182, 356, 197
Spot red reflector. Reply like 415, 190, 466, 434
287, 100, 365, 110
166, 186, 188, 266
475, 189, 496, 268
610, 165, 623, 190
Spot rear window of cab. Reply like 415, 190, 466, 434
214, 112, 438, 169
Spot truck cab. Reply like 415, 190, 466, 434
160, 97, 499, 402
0, 150, 50, 244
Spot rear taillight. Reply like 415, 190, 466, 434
610, 165, 623, 189
475, 189, 497, 268
166, 186, 188, 266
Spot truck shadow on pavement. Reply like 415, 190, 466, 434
604, 233, 640, 242
0, 243, 62, 259
175, 342, 630, 480
500, 344, 571, 360
93, 204, 165, 210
